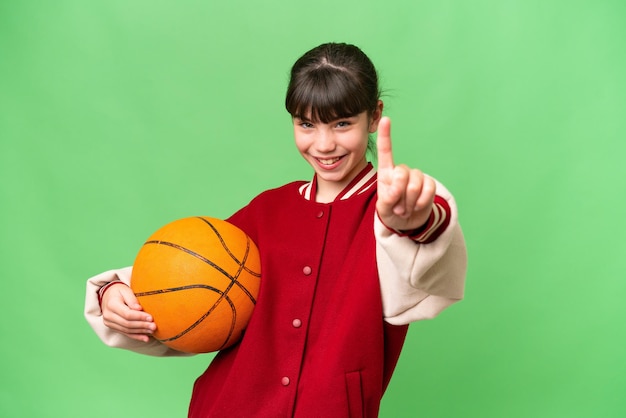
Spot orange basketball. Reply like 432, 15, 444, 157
130, 216, 261, 353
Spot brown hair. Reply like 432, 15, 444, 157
285, 43, 381, 123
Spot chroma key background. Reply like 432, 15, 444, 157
1, 1, 624, 417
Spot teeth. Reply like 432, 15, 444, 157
319, 157, 341, 165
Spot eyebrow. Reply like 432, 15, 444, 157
293, 115, 316, 124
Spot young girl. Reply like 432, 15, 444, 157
85, 42, 467, 418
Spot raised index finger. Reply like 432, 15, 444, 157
376, 116, 394, 170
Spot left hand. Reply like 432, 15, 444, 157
376, 117, 436, 232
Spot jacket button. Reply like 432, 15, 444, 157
316, 210, 324, 218
292, 319, 302, 328
281, 376, 290, 386
303, 266, 312, 275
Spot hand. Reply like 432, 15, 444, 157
376, 117, 436, 232
101, 283, 156, 343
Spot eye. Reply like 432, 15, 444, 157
336, 121, 351, 128
294, 118, 314, 129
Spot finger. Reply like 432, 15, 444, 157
125, 333, 152, 343
119, 285, 145, 312
390, 166, 411, 216
376, 117, 394, 171
112, 304, 153, 323
103, 292, 156, 333
415, 175, 436, 211
103, 286, 153, 322
402, 169, 424, 215
103, 308, 156, 334
104, 321, 156, 337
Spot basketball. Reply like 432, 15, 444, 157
130, 216, 261, 353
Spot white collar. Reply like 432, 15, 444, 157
298, 163, 377, 202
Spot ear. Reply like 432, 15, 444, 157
368, 100, 384, 133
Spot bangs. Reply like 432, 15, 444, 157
286, 67, 373, 123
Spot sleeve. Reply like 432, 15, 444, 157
84, 267, 191, 357
375, 178, 468, 325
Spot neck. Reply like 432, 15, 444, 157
314, 183, 343, 203
313, 160, 371, 203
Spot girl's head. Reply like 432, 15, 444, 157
286, 43, 384, 200
285, 43, 382, 155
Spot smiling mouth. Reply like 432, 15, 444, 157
316, 156, 343, 165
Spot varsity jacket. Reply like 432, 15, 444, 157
84, 164, 467, 417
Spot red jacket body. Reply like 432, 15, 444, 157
188, 176, 408, 417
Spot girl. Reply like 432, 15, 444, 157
85, 42, 467, 418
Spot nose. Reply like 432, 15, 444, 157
314, 129, 336, 153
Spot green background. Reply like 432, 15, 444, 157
1, 1, 625, 417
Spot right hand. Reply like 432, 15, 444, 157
101, 283, 157, 343
376, 117, 436, 232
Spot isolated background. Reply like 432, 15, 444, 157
1, 1, 625, 417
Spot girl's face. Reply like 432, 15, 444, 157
293, 104, 382, 202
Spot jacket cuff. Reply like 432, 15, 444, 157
97, 280, 127, 307
377, 195, 451, 243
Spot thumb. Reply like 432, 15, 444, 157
119, 285, 143, 311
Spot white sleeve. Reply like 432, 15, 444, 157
84, 267, 191, 357
375, 179, 468, 325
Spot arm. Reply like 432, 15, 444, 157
374, 117, 467, 325
84, 267, 191, 356
376, 179, 467, 325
